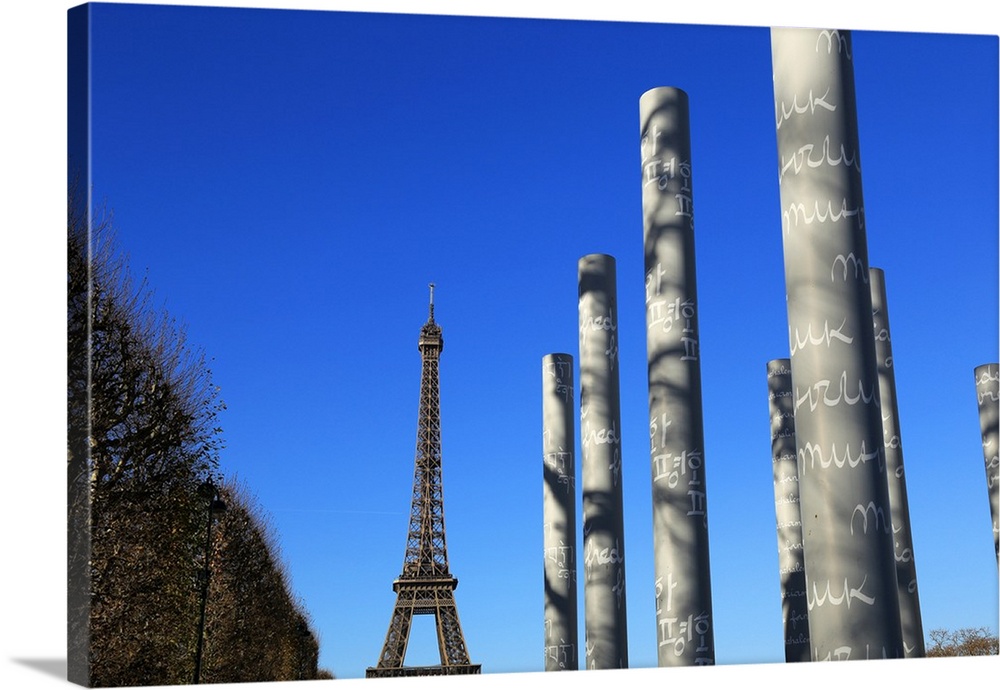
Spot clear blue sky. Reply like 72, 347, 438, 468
3, 2, 998, 690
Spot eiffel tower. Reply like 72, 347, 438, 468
366, 285, 480, 678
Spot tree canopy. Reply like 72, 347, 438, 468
68, 191, 331, 685
926, 627, 999, 658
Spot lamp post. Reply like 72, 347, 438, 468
193, 480, 226, 684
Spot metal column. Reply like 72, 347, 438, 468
767, 359, 810, 663
639, 86, 715, 666
771, 27, 903, 660
578, 253, 628, 669
869, 267, 924, 656
542, 353, 579, 670
974, 363, 1000, 562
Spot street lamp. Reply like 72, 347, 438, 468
193, 480, 227, 684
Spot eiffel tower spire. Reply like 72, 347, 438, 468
366, 285, 480, 678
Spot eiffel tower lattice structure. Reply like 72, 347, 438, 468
366, 285, 481, 678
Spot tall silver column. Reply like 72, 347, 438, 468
542, 353, 579, 671
869, 268, 924, 656
771, 28, 903, 660
767, 359, 810, 663
639, 86, 715, 666
974, 363, 1000, 562
578, 253, 628, 669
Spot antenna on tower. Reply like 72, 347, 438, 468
428, 282, 436, 322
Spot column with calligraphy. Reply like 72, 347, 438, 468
974, 363, 1000, 562
577, 254, 628, 669
869, 267, 924, 656
767, 359, 810, 662
771, 28, 903, 660
542, 353, 579, 671
639, 87, 715, 666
